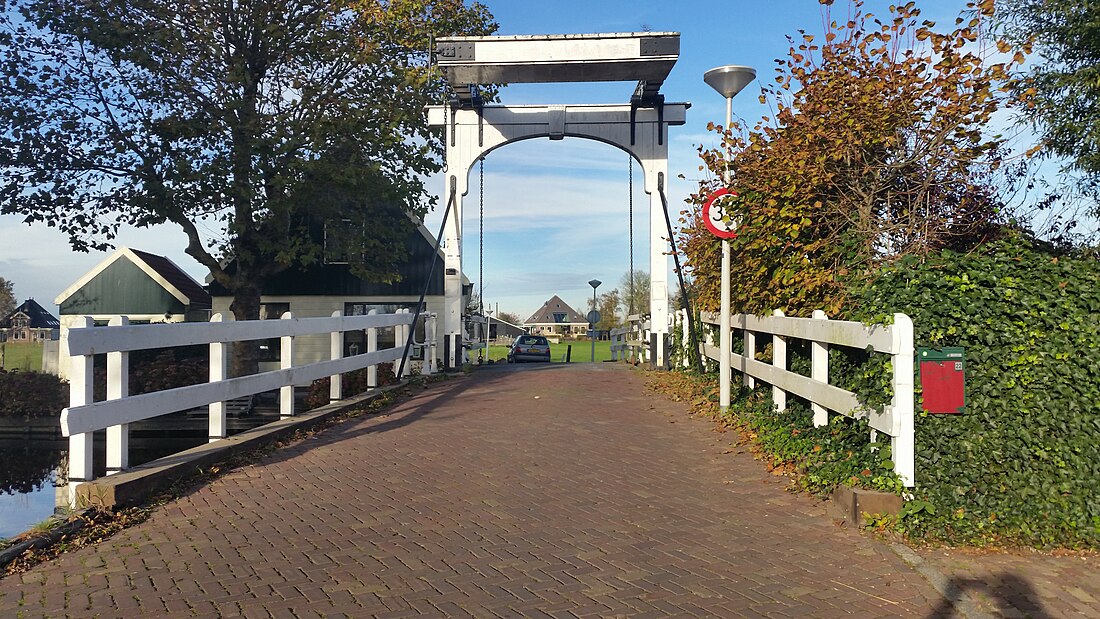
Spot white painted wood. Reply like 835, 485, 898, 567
64, 316, 94, 507
64, 312, 414, 355
772, 309, 787, 413
280, 312, 295, 418
891, 313, 916, 486
61, 346, 406, 436
367, 309, 379, 388
436, 33, 679, 87
422, 313, 435, 375
696, 308, 915, 486
733, 313, 896, 352
743, 329, 756, 389
430, 102, 684, 371
209, 313, 228, 442
330, 310, 343, 402
734, 351, 862, 415
106, 316, 129, 475
811, 310, 829, 427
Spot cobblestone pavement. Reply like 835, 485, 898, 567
912, 545, 1098, 618
1, 362, 1070, 618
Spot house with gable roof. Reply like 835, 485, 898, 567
55, 247, 211, 326
0, 298, 60, 343
53, 247, 212, 378
524, 295, 588, 339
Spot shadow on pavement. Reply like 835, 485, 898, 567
929, 572, 1049, 618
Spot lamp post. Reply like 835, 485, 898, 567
704, 65, 755, 412
588, 279, 601, 362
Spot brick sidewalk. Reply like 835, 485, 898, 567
0, 364, 977, 617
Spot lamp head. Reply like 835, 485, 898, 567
588, 279, 602, 290
704, 65, 756, 99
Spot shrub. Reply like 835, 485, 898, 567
305, 362, 396, 410
850, 235, 1100, 547
0, 369, 66, 419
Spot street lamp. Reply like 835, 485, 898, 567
588, 279, 602, 362
704, 65, 755, 412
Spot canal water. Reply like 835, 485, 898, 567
0, 436, 207, 540
0, 408, 281, 540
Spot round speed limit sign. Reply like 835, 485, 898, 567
702, 188, 739, 239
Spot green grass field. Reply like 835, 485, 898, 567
1, 342, 43, 372
480, 339, 616, 364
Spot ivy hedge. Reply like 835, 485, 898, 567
850, 236, 1100, 547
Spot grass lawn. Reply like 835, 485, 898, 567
1, 342, 43, 372
480, 339, 616, 364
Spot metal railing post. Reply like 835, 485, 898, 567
106, 316, 129, 475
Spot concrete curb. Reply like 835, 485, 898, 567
890, 542, 994, 619
0, 509, 94, 570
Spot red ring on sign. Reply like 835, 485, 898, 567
703, 188, 739, 239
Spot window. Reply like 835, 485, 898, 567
258, 303, 291, 362
343, 302, 422, 356
553, 312, 567, 323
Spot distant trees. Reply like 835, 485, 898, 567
495, 311, 522, 326
618, 269, 650, 318
0, 277, 14, 318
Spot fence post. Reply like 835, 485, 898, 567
367, 309, 378, 389
772, 310, 787, 413
425, 313, 437, 375
280, 311, 295, 418
209, 313, 228, 442
106, 316, 129, 475
811, 310, 829, 427
394, 308, 406, 379
330, 310, 343, 402
65, 316, 94, 507
679, 309, 689, 368
892, 313, 916, 487
743, 325, 756, 389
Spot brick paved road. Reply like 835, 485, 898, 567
2, 364, 951, 618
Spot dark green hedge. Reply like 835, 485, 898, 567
851, 236, 1100, 547
0, 369, 66, 420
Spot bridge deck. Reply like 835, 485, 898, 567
0, 364, 1021, 616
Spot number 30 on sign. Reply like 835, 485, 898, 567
702, 188, 739, 239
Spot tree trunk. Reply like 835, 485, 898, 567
228, 282, 262, 378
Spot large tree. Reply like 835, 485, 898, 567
1000, 0, 1100, 202
0, 0, 495, 373
681, 0, 1025, 316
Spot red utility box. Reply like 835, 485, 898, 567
918, 347, 965, 414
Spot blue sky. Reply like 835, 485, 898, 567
0, 0, 1062, 320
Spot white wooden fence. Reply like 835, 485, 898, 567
60, 309, 435, 504
610, 315, 650, 365
697, 310, 915, 486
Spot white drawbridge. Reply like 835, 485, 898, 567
427, 32, 689, 369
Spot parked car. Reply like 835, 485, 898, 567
508, 335, 551, 363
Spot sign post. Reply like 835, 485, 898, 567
703, 188, 739, 411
